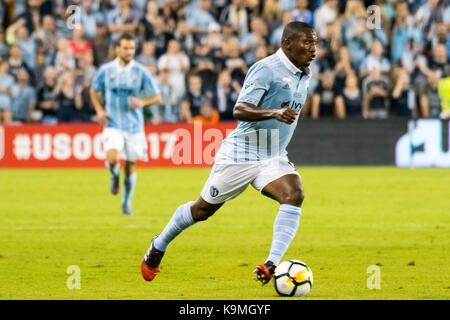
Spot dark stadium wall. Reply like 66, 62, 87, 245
287, 119, 450, 167
287, 119, 407, 166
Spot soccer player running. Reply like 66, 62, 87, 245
90, 33, 162, 215
141, 22, 317, 284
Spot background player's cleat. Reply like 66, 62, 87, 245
141, 235, 165, 281
122, 205, 132, 216
110, 174, 119, 195
253, 261, 276, 285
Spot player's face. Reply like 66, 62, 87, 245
289, 30, 318, 68
117, 39, 136, 64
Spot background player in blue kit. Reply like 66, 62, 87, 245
90, 33, 162, 216
141, 22, 318, 284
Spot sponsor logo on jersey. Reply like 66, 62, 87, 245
281, 101, 290, 108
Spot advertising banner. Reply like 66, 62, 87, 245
395, 120, 450, 168
0, 123, 237, 168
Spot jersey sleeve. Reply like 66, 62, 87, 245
236, 63, 273, 106
141, 68, 160, 97
91, 67, 106, 92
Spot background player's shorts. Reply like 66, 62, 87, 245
103, 127, 148, 162
200, 156, 300, 204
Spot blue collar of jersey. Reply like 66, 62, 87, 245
114, 58, 135, 71
276, 48, 310, 76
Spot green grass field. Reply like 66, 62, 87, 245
0, 167, 449, 300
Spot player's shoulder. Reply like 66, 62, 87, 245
247, 54, 280, 79
97, 60, 117, 73
132, 60, 153, 77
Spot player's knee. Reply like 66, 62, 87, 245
108, 158, 119, 167
281, 189, 304, 207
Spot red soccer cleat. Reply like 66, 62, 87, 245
253, 261, 276, 285
141, 235, 165, 281
141, 260, 159, 281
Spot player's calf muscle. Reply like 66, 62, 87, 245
191, 206, 216, 221
124, 161, 135, 176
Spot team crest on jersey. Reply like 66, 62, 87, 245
210, 186, 219, 198
282, 76, 291, 82
109, 73, 117, 78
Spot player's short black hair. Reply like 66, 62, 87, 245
116, 32, 136, 47
282, 21, 314, 42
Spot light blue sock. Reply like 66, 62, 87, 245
154, 202, 196, 251
106, 161, 120, 177
122, 172, 137, 208
266, 204, 301, 266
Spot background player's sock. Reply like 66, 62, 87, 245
122, 172, 137, 209
106, 161, 120, 177
266, 204, 301, 266
154, 202, 196, 251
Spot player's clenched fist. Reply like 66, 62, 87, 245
273, 107, 298, 124
128, 97, 144, 109
96, 109, 108, 126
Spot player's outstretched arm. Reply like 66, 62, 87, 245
233, 102, 298, 124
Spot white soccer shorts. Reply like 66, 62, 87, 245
103, 127, 148, 162
200, 156, 300, 204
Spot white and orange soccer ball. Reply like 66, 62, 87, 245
273, 260, 313, 297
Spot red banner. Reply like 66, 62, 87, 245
0, 123, 237, 168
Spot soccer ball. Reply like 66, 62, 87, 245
273, 260, 313, 297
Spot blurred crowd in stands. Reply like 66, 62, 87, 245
0, 0, 449, 125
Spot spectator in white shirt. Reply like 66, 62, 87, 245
158, 39, 190, 96
314, 0, 338, 39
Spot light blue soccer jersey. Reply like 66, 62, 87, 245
216, 48, 311, 162
92, 58, 159, 133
